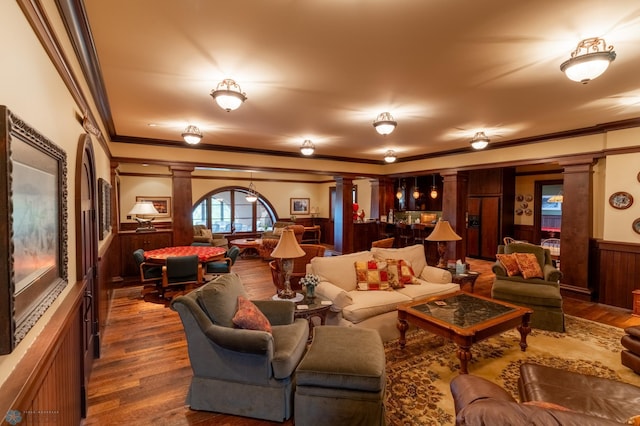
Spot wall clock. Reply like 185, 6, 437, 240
634, 218, 640, 235
609, 191, 633, 209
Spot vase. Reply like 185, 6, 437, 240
305, 285, 316, 301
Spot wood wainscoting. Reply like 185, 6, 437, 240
594, 239, 640, 309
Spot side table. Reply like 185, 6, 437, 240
295, 298, 332, 342
451, 271, 480, 293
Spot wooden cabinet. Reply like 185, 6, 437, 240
119, 230, 173, 277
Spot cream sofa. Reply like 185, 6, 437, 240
308, 244, 459, 342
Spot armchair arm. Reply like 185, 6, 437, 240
543, 264, 562, 283
450, 374, 516, 414
420, 265, 452, 283
492, 261, 508, 277
316, 281, 353, 311
203, 323, 273, 354
252, 300, 295, 325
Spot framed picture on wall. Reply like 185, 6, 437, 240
290, 198, 310, 215
98, 178, 111, 240
136, 196, 171, 217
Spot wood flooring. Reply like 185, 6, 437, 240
83, 255, 640, 426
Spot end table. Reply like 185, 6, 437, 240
451, 271, 480, 293
295, 298, 332, 342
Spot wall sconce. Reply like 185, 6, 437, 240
373, 112, 397, 135
300, 139, 315, 156
560, 37, 616, 84
210, 78, 247, 111
384, 150, 397, 163
181, 125, 203, 144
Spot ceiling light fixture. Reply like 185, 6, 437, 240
182, 125, 203, 144
373, 112, 397, 135
210, 78, 247, 111
300, 139, 315, 156
560, 37, 616, 84
383, 150, 397, 163
246, 173, 258, 202
430, 174, 438, 199
470, 131, 490, 150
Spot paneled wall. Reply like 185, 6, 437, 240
594, 240, 640, 309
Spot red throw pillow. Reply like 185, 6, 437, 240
355, 260, 391, 291
386, 259, 418, 287
232, 296, 272, 333
514, 253, 544, 279
496, 254, 521, 277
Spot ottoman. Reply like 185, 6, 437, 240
622, 325, 640, 374
295, 326, 386, 426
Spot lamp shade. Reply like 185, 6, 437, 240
426, 219, 461, 242
127, 201, 159, 216
270, 229, 305, 259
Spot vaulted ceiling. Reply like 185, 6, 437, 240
72, 0, 640, 164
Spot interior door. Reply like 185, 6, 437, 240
466, 197, 481, 257
466, 196, 500, 259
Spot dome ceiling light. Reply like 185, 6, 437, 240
210, 78, 247, 111
383, 150, 397, 163
373, 112, 397, 135
470, 131, 490, 150
560, 37, 616, 84
300, 139, 315, 156
181, 125, 203, 144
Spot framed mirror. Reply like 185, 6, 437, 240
0, 106, 68, 354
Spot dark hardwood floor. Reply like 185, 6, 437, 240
84, 255, 640, 425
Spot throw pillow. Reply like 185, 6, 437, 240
514, 253, 544, 279
201, 228, 213, 239
232, 296, 272, 333
272, 226, 284, 236
354, 260, 391, 291
386, 259, 418, 287
496, 254, 521, 277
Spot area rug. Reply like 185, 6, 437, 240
383, 315, 640, 425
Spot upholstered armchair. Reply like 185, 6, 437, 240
260, 221, 295, 240
193, 224, 229, 249
170, 274, 308, 422
491, 243, 565, 331
258, 224, 305, 260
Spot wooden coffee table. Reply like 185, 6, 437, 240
397, 291, 532, 374
230, 238, 262, 257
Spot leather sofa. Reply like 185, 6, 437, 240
451, 363, 640, 425
622, 325, 640, 374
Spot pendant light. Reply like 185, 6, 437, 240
396, 179, 403, 200
430, 174, 438, 199
246, 173, 258, 202
412, 177, 420, 199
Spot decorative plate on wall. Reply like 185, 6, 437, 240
516, 194, 524, 202
634, 218, 640, 235
525, 194, 533, 202
637, 171, 640, 183
609, 191, 634, 210
520, 202, 529, 209
515, 208, 523, 216
524, 208, 533, 216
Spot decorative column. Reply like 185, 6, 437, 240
441, 170, 468, 263
170, 166, 195, 247
334, 176, 354, 254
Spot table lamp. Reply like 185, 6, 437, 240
271, 228, 305, 299
426, 218, 462, 268
128, 201, 159, 232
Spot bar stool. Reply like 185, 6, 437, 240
412, 222, 427, 246
396, 222, 413, 247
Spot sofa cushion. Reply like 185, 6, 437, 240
496, 253, 521, 277
386, 259, 418, 287
311, 251, 373, 292
371, 244, 427, 276
355, 260, 391, 291
515, 253, 544, 279
342, 290, 410, 323
232, 296, 272, 333
197, 273, 248, 328
396, 281, 460, 301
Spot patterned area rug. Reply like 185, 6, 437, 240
383, 315, 640, 425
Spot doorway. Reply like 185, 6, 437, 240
534, 180, 562, 263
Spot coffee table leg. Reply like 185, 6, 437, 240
397, 318, 409, 349
457, 344, 472, 374
517, 312, 532, 352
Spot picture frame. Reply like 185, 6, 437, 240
136, 195, 171, 217
0, 106, 68, 354
608, 191, 633, 210
290, 197, 310, 215
98, 178, 111, 240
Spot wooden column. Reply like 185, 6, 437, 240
334, 177, 354, 254
558, 156, 594, 300
441, 170, 468, 263
370, 177, 395, 221
171, 166, 195, 246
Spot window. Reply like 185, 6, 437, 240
192, 187, 276, 234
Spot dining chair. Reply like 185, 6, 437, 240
132, 248, 163, 296
162, 255, 203, 299
205, 246, 241, 275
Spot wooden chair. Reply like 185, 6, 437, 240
411, 223, 428, 245
133, 248, 163, 296
396, 222, 413, 247
205, 246, 241, 275
371, 237, 395, 248
162, 255, 203, 299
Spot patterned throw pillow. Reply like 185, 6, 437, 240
272, 226, 284, 236
232, 296, 272, 333
386, 259, 418, 288
354, 260, 391, 291
514, 253, 544, 279
496, 254, 521, 277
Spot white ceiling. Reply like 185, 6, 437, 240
80, 0, 640, 163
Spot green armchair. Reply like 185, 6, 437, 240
193, 224, 229, 249
260, 221, 295, 240
170, 274, 308, 422
491, 243, 565, 332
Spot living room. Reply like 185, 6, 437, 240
2, 0, 640, 424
